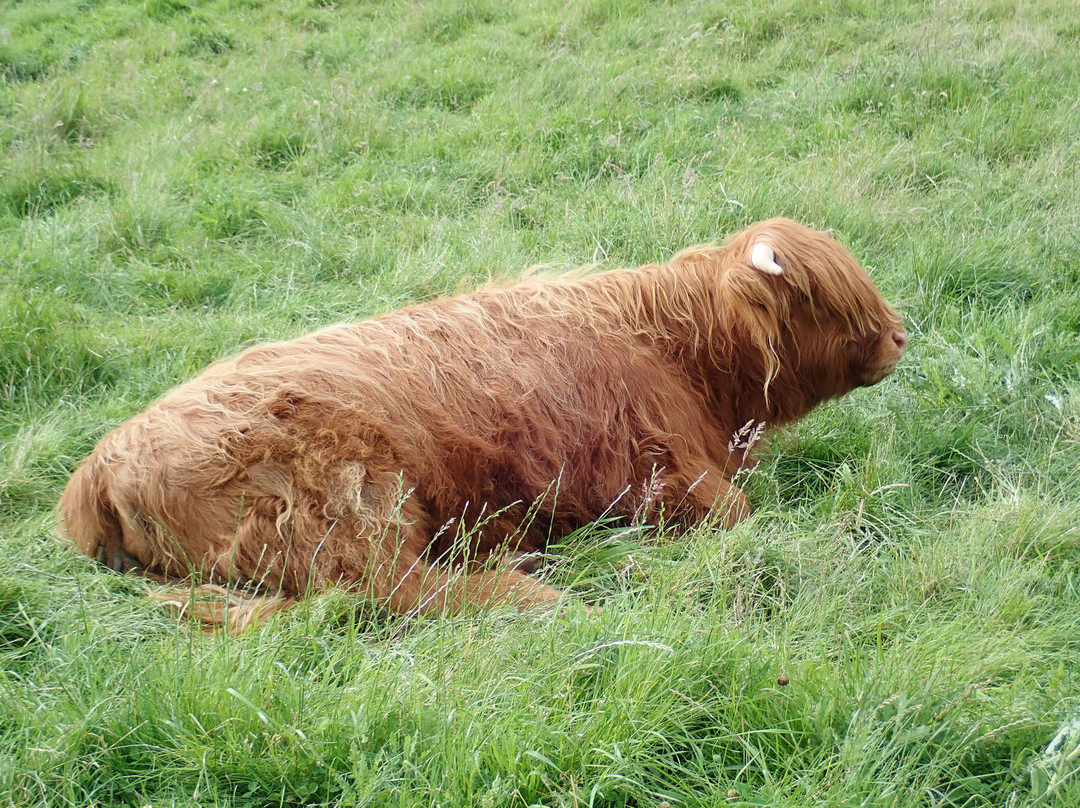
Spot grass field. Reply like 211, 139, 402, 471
3, 0, 1080, 805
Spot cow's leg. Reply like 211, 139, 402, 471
652, 464, 752, 529
374, 548, 565, 616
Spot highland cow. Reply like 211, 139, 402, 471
58, 219, 907, 629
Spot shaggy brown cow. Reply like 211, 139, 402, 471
58, 218, 907, 629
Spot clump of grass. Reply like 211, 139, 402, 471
0, 163, 114, 218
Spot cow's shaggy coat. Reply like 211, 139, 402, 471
58, 219, 907, 628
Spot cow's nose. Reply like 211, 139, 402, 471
892, 329, 908, 354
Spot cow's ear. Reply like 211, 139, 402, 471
751, 241, 784, 276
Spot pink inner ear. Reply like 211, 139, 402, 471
751, 242, 784, 275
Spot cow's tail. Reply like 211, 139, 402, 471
58, 460, 296, 633
57, 459, 126, 569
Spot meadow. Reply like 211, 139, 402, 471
2, 0, 1080, 805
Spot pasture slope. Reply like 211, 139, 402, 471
2, 0, 1079, 806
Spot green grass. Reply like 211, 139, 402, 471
3, 0, 1080, 805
